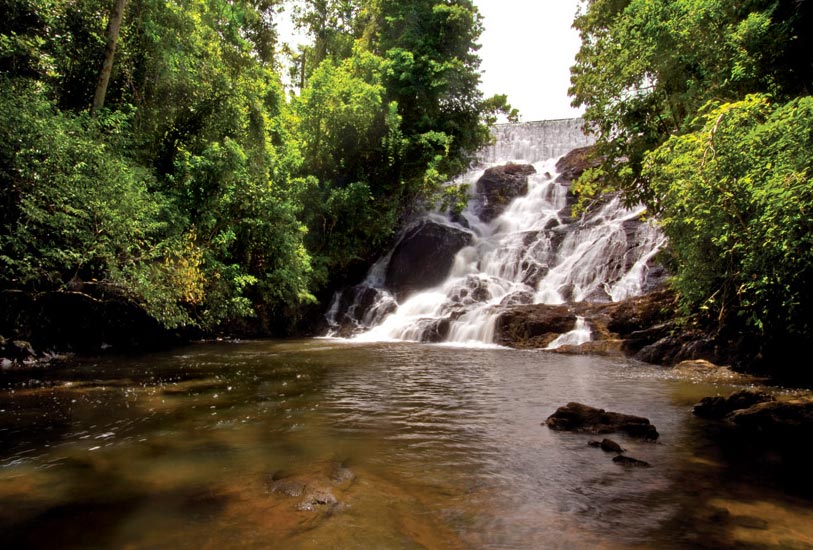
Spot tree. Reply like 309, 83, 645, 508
643, 95, 813, 360
1, 0, 314, 332
288, 0, 514, 287
91, 0, 128, 114
374, 0, 490, 181
570, 0, 813, 206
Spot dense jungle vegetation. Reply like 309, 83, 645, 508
0, 0, 512, 334
2, 0, 812, 368
570, 0, 813, 365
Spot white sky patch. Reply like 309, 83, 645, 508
475, 0, 584, 121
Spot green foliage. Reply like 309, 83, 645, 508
375, 0, 491, 180
290, 46, 399, 278
643, 95, 813, 343
0, 0, 502, 336
0, 79, 198, 328
288, 0, 366, 85
570, 0, 813, 206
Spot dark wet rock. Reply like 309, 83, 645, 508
475, 163, 536, 222
494, 304, 576, 348
418, 318, 451, 343
600, 438, 624, 453
493, 285, 689, 362
385, 221, 473, 301
545, 402, 659, 440
726, 400, 813, 439
606, 288, 676, 338
491, 284, 737, 369
551, 339, 625, 357
449, 276, 493, 306
582, 286, 612, 303
555, 145, 600, 183
330, 286, 395, 335
588, 438, 624, 453
499, 291, 535, 307
612, 455, 651, 468
621, 324, 673, 355
635, 332, 719, 366
520, 262, 549, 288
693, 390, 775, 419
602, 288, 723, 366
558, 283, 576, 303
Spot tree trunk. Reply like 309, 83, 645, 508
91, 0, 128, 115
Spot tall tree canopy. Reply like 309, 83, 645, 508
0, 0, 510, 336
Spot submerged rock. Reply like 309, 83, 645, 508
545, 402, 659, 440
329, 463, 356, 485
588, 438, 624, 453
267, 471, 345, 514
612, 455, 651, 468
268, 478, 306, 498
296, 486, 338, 512
692, 390, 775, 419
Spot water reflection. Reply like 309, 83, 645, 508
1, 340, 811, 548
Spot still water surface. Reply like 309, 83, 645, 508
1, 340, 811, 549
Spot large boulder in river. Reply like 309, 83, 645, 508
545, 402, 659, 440
385, 221, 473, 301
493, 304, 577, 348
475, 163, 536, 222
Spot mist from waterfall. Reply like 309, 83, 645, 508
325, 120, 666, 347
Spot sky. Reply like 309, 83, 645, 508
476, 0, 584, 121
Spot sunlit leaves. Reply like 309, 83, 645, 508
570, 0, 808, 205
643, 95, 813, 341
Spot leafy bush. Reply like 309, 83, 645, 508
0, 79, 200, 327
644, 95, 813, 346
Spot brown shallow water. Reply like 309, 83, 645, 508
1, 339, 811, 549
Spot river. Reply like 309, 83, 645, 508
2, 340, 811, 549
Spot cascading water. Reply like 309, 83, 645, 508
326, 119, 666, 347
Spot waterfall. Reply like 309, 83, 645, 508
326, 119, 666, 346
480, 119, 595, 164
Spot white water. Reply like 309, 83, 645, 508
546, 317, 592, 350
327, 120, 666, 346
